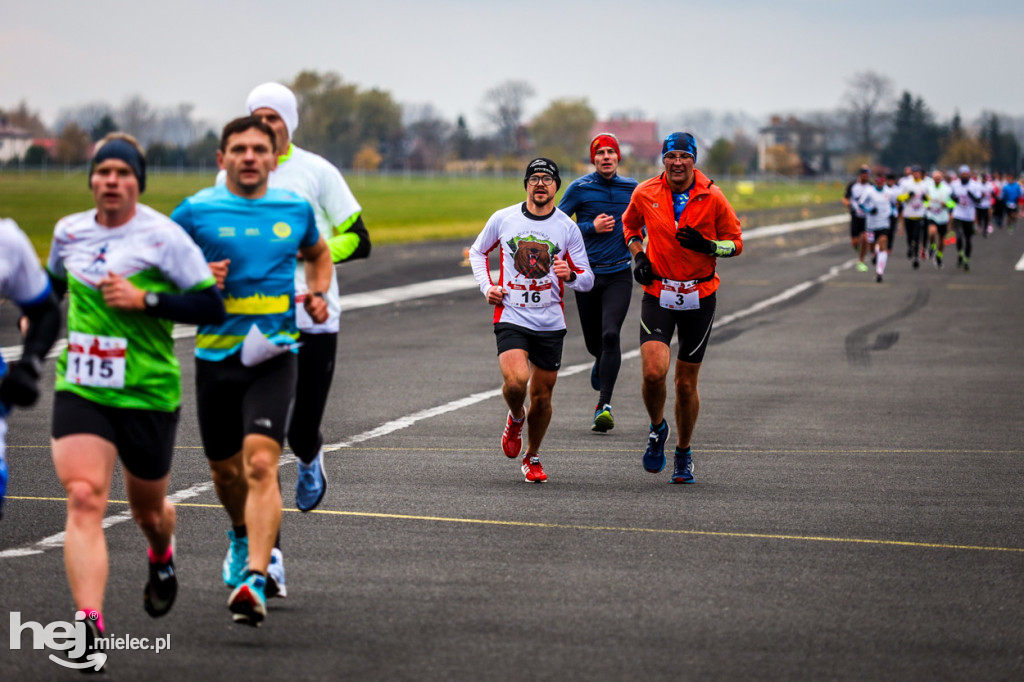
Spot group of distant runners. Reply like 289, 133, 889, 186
2, 80, 747, 669
844, 164, 1021, 281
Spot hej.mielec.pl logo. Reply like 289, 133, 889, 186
9, 610, 171, 671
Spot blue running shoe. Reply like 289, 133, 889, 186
590, 361, 600, 391
265, 547, 287, 599
592, 404, 614, 432
642, 420, 669, 473
671, 449, 695, 484
295, 448, 327, 512
222, 530, 248, 589
228, 572, 267, 627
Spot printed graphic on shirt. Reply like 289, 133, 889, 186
509, 234, 559, 278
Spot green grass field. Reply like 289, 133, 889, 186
0, 171, 844, 258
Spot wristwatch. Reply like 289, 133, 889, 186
144, 291, 160, 310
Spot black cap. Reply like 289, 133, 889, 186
524, 157, 560, 190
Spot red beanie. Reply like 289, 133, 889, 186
590, 133, 621, 163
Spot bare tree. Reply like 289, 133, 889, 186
118, 95, 157, 147
529, 98, 596, 169
842, 71, 895, 154
481, 80, 535, 156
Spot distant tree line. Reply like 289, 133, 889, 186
3, 69, 1021, 176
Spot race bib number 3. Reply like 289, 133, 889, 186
66, 332, 127, 388
508, 278, 553, 308
659, 279, 700, 311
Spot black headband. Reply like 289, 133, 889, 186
90, 139, 146, 193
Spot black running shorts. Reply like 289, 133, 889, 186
52, 390, 179, 480
639, 292, 717, 364
195, 352, 298, 461
494, 322, 567, 372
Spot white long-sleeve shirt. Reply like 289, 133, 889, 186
469, 203, 593, 332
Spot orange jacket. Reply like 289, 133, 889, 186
623, 169, 743, 298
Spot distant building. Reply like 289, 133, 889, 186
589, 119, 662, 165
0, 120, 33, 162
757, 116, 828, 175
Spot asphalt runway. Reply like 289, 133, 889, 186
1, 216, 1022, 680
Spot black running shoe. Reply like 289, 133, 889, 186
143, 548, 178, 618
67, 612, 106, 674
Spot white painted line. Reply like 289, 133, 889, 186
788, 240, 843, 257
742, 214, 847, 240
1015, 251, 1024, 271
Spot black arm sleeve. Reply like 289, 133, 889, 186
343, 215, 371, 261
20, 291, 62, 363
145, 285, 226, 325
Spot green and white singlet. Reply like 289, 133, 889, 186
46, 205, 216, 412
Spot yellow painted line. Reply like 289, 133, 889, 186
8, 496, 1023, 555
827, 281, 881, 288
946, 284, 1008, 291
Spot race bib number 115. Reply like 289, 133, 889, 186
66, 332, 127, 388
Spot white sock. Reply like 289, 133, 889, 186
877, 251, 888, 275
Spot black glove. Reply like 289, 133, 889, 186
0, 357, 42, 408
632, 252, 656, 286
869, 207, 878, 215
675, 226, 716, 255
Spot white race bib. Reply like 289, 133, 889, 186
507, 278, 553, 308
65, 332, 127, 388
659, 279, 700, 311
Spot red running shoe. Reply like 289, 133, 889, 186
521, 454, 547, 483
502, 412, 524, 458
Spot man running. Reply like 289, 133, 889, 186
217, 82, 372, 597
925, 170, 955, 267
0, 218, 61, 521
172, 117, 332, 626
897, 165, 929, 269
843, 165, 872, 272
47, 134, 224, 667
950, 165, 983, 271
557, 133, 637, 432
623, 133, 743, 484
1001, 174, 1022, 233
468, 158, 593, 483
862, 173, 895, 282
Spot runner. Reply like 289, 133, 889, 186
925, 170, 955, 267
622, 132, 743, 484
1000, 173, 1022, 233
977, 172, 996, 237
883, 172, 900, 258
0, 218, 61, 521
46, 134, 225, 667
862, 173, 895, 282
217, 82, 372, 598
171, 116, 332, 626
468, 158, 594, 483
950, 165, 983, 271
557, 133, 637, 432
897, 165, 929, 269
842, 165, 872, 272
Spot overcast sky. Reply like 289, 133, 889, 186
3, 0, 1022, 135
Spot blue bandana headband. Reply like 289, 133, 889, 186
662, 132, 698, 165
90, 138, 146, 193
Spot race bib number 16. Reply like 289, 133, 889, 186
508, 278, 553, 308
66, 332, 127, 388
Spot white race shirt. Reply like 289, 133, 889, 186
469, 204, 593, 332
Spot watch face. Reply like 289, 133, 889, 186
145, 292, 159, 308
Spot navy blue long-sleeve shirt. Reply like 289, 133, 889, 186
558, 171, 638, 275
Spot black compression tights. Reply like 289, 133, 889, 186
574, 269, 633, 406
287, 331, 338, 463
